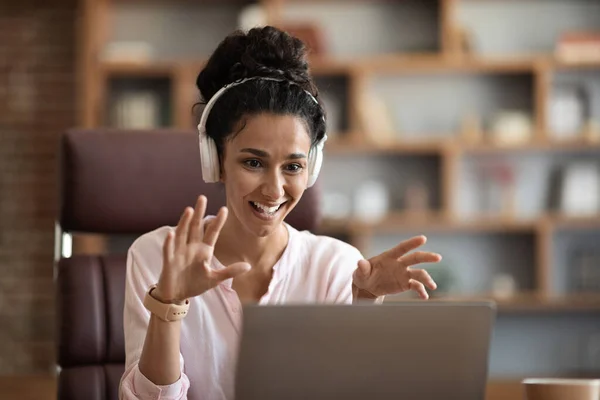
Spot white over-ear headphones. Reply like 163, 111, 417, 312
197, 77, 327, 187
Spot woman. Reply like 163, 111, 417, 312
119, 26, 442, 400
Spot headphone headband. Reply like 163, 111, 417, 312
198, 76, 323, 134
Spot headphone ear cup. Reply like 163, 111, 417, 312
306, 146, 323, 188
198, 128, 220, 183
306, 134, 327, 188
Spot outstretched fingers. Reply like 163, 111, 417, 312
409, 279, 429, 300
384, 235, 427, 260
163, 230, 174, 262
398, 251, 442, 267
188, 196, 208, 244
174, 207, 193, 252
408, 268, 437, 291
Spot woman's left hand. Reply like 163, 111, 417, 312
352, 235, 442, 300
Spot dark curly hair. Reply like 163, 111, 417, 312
195, 26, 327, 159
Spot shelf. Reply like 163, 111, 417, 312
547, 214, 600, 230
100, 60, 180, 77
325, 135, 600, 155
310, 54, 600, 74
319, 213, 600, 236
325, 136, 448, 155
550, 57, 600, 71
99, 57, 354, 79
384, 292, 600, 313
359, 54, 540, 74
459, 138, 600, 153
319, 212, 539, 235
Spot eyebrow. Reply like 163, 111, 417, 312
240, 148, 307, 160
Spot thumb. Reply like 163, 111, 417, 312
355, 259, 372, 279
214, 262, 251, 282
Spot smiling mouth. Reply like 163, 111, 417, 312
249, 201, 285, 216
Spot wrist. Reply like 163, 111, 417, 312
151, 286, 186, 306
352, 283, 377, 299
352, 283, 385, 304
144, 285, 190, 322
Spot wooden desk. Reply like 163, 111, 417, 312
0, 375, 56, 400
487, 380, 524, 400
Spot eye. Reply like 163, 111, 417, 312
243, 159, 262, 169
286, 163, 304, 173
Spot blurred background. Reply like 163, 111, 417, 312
1, 0, 600, 399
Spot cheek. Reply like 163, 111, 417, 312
225, 168, 257, 197
287, 176, 307, 201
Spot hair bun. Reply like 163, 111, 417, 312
197, 26, 313, 102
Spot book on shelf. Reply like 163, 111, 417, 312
555, 32, 600, 64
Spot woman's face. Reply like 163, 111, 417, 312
220, 113, 312, 237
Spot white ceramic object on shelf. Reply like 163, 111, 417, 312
490, 110, 533, 145
549, 85, 587, 141
321, 192, 351, 220
353, 180, 390, 223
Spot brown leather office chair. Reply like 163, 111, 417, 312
55, 128, 322, 400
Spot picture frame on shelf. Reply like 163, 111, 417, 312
476, 160, 516, 218
357, 93, 396, 146
559, 162, 600, 217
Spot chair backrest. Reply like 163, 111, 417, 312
56, 128, 322, 400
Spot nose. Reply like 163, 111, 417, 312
260, 169, 285, 201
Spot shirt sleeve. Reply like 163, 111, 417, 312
119, 243, 191, 400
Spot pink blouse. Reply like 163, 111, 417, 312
119, 220, 363, 400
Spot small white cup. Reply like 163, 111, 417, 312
522, 378, 600, 400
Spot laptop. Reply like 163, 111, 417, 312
235, 301, 496, 400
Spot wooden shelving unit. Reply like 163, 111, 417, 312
319, 211, 539, 235
75, 1, 600, 395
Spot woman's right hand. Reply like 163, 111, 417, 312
153, 195, 250, 304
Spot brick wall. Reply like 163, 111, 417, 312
0, 1, 76, 374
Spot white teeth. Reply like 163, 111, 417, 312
252, 202, 281, 214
